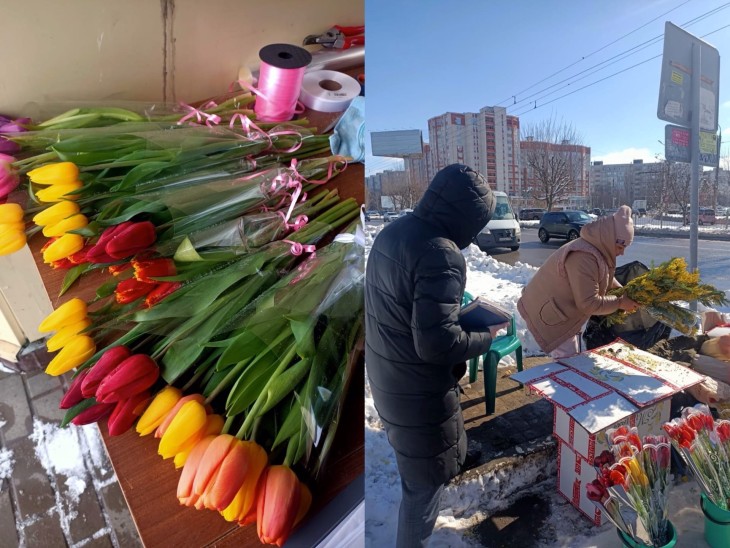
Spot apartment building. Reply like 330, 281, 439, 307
424, 106, 521, 194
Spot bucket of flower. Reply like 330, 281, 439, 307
663, 404, 730, 548
587, 426, 676, 548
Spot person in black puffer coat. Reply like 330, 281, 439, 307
365, 164, 504, 547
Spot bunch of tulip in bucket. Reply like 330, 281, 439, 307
664, 404, 730, 548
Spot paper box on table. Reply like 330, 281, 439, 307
511, 340, 705, 524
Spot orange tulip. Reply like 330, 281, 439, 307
177, 435, 217, 507
257, 465, 305, 547
220, 443, 269, 523
193, 435, 269, 512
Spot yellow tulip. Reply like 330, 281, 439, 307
45, 335, 96, 376
0, 203, 24, 223
38, 297, 87, 333
42, 214, 88, 238
32, 201, 80, 227
158, 400, 207, 459
36, 181, 83, 203
136, 386, 183, 436
0, 229, 26, 256
42, 233, 84, 263
46, 318, 91, 352
173, 414, 225, 468
0, 221, 25, 234
27, 162, 79, 185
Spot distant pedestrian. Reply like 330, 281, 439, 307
518, 205, 640, 358
365, 164, 508, 547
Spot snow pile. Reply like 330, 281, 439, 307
0, 447, 14, 481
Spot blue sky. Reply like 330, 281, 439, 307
365, 0, 730, 176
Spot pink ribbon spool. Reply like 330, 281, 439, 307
254, 44, 312, 123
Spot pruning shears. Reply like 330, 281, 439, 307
303, 25, 365, 49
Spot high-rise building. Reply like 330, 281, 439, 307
424, 106, 521, 193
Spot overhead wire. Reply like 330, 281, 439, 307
511, 22, 730, 117
495, 0, 693, 107
503, 2, 730, 114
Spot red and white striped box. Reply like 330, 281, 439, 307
557, 438, 602, 525
512, 340, 703, 525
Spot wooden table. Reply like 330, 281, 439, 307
25, 100, 364, 546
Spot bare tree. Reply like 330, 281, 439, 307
521, 117, 585, 211
381, 170, 422, 211
663, 161, 691, 224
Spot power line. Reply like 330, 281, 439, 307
496, 0, 693, 106
502, 2, 730, 113
511, 22, 730, 118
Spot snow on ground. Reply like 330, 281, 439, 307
26, 419, 110, 540
364, 221, 716, 547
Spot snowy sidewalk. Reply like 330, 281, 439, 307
0, 349, 140, 548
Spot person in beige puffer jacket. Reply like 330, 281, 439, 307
517, 205, 640, 358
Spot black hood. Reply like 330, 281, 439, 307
412, 164, 495, 249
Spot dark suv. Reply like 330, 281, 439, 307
538, 210, 594, 243
519, 208, 546, 221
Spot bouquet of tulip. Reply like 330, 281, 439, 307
586, 426, 673, 547
604, 257, 727, 334
663, 404, 730, 510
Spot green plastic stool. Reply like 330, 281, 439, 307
462, 292, 523, 415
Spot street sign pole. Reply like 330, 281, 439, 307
689, 42, 700, 300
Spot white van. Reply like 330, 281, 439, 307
473, 191, 521, 252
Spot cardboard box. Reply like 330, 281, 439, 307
512, 340, 705, 525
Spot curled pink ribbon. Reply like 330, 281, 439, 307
229, 113, 272, 147
277, 212, 308, 232
177, 101, 222, 127
283, 240, 315, 256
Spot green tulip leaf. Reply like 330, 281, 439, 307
60, 398, 97, 428
258, 358, 310, 415
59, 263, 94, 297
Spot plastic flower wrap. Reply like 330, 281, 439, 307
587, 426, 672, 546
604, 257, 727, 335
663, 404, 730, 510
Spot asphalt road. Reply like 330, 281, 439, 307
490, 229, 730, 292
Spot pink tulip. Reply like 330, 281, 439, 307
0, 154, 18, 200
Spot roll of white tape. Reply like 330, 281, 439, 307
299, 70, 361, 113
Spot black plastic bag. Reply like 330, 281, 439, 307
582, 261, 672, 350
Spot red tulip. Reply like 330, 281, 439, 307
95, 354, 159, 403
85, 223, 132, 263
107, 391, 150, 436
108, 262, 132, 276
257, 465, 308, 547
586, 479, 607, 502
68, 245, 91, 265
132, 257, 176, 283
105, 221, 156, 259
144, 281, 182, 308
50, 257, 74, 270
717, 421, 730, 443
71, 402, 115, 425
81, 346, 132, 399
59, 370, 90, 410
115, 278, 156, 304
